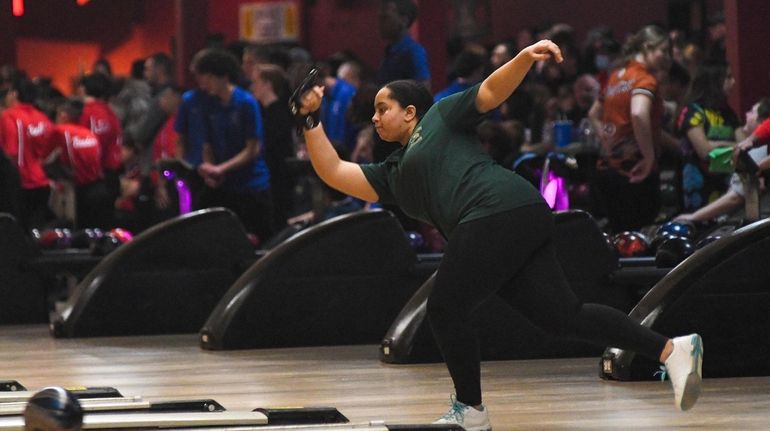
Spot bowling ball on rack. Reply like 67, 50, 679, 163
655, 236, 695, 268
90, 233, 122, 256
612, 231, 652, 257
38, 229, 68, 250
23, 387, 83, 431
109, 228, 133, 244
405, 231, 425, 252
695, 234, 722, 250
70, 228, 103, 249
656, 221, 696, 240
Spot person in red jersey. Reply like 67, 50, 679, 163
49, 98, 113, 229
0, 78, 55, 229
77, 73, 123, 224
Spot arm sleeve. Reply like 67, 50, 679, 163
677, 104, 705, 134
755, 118, 770, 144
436, 83, 484, 132
359, 161, 397, 205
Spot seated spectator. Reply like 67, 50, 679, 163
676, 98, 770, 223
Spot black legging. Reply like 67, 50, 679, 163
426, 203, 668, 406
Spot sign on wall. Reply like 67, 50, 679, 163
239, 1, 299, 43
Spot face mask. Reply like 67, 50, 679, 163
595, 54, 610, 70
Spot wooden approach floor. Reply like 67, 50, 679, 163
1, 325, 769, 430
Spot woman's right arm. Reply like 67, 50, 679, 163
303, 125, 379, 202
686, 126, 732, 161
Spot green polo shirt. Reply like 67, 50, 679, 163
360, 83, 543, 237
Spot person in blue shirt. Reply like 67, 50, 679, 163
433, 47, 487, 103
321, 65, 358, 148
191, 49, 275, 242
377, 0, 430, 90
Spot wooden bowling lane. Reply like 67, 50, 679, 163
2, 325, 770, 429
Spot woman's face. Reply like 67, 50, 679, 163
644, 41, 672, 72
372, 87, 413, 145
723, 68, 735, 95
744, 103, 760, 134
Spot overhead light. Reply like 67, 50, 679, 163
12, 0, 24, 17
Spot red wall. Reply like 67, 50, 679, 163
2, 0, 760, 106
5, 0, 174, 94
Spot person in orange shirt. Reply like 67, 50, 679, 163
0, 77, 55, 229
49, 98, 113, 229
588, 25, 671, 232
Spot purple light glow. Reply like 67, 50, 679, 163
175, 179, 192, 214
540, 171, 570, 210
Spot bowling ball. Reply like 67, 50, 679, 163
109, 228, 133, 243
246, 233, 260, 248
69, 229, 97, 249
405, 231, 425, 251
695, 235, 722, 250
655, 236, 694, 268
650, 231, 679, 251
90, 233, 122, 256
612, 231, 651, 257
656, 221, 696, 240
38, 229, 65, 250
568, 182, 592, 206
23, 387, 83, 431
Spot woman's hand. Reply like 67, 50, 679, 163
299, 86, 324, 115
524, 40, 564, 64
628, 156, 654, 183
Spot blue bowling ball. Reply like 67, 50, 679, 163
405, 231, 425, 251
656, 221, 696, 240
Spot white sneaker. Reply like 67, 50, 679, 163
664, 333, 704, 411
433, 395, 492, 431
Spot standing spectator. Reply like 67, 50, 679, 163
375, 0, 430, 162
675, 62, 738, 210
193, 49, 275, 242
0, 78, 55, 229
321, 61, 359, 148
50, 99, 112, 229
127, 53, 174, 167
77, 73, 123, 226
377, 0, 430, 89
250, 64, 295, 230
434, 48, 487, 103
588, 25, 671, 232
110, 59, 152, 137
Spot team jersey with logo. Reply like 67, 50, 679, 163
597, 60, 664, 176
0, 103, 54, 189
80, 100, 123, 171
50, 124, 103, 186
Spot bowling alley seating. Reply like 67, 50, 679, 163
380, 209, 669, 364
51, 207, 257, 337
601, 217, 770, 380
0, 213, 48, 324
200, 209, 437, 350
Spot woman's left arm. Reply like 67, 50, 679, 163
475, 40, 562, 113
